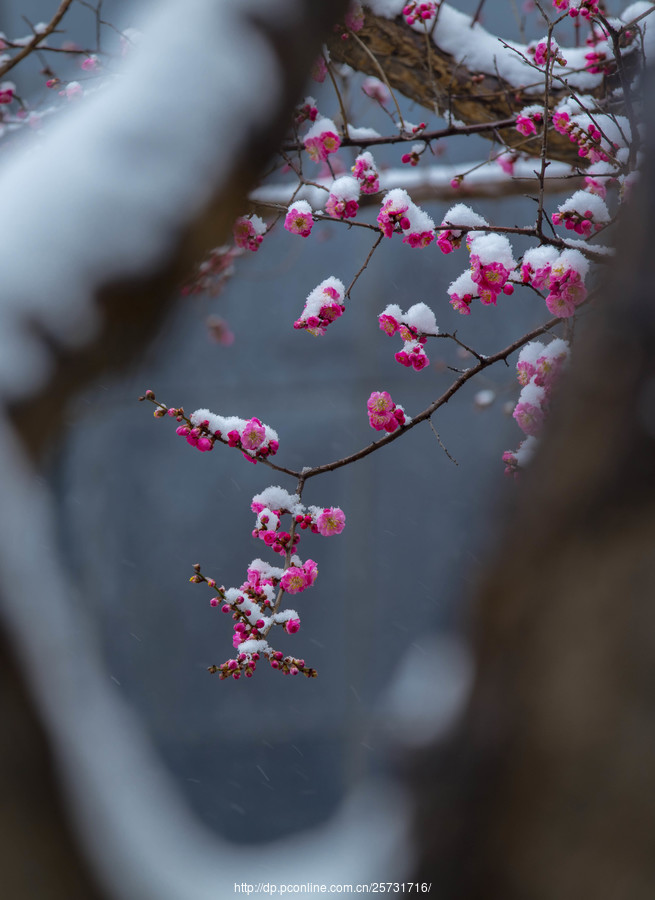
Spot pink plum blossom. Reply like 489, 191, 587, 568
316, 508, 346, 536
284, 202, 313, 237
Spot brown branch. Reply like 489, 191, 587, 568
0, 0, 75, 79
301, 315, 562, 482
327, 9, 633, 166
282, 116, 517, 152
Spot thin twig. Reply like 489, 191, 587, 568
428, 419, 458, 465
346, 232, 383, 298
0, 0, 75, 79
301, 315, 562, 482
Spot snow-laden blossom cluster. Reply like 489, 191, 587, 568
377, 188, 435, 247
325, 175, 360, 220
521, 247, 588, 317
284, 200, 314, 237
378, 301, 437, 370
303, 116, 341, 162
552, 189, 610, 237
367, 391, 409, 432
294, 96, 318, 126
552, 0, 599, 18
552, 108, 630, 165
468, 233, 516, 305
503, 339, 569, 476
528, 37, 567, 68
191, 485, 346, 680
233, 214, 266, 252
515, 105, 545, 137
139, 383, 349, 680
352, 151, 380, 194
437, 203, 488, 254
294, 277, 346, 336
142, 392, 279, 464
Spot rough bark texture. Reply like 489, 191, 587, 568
328, 11, 628, 166
412, 78, 655, 900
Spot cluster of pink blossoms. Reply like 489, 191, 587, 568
352, 151, 380, 194
552, 110, 619, 164
284, 200, 314, 237
448, 271, 479, 315
377, 189, 435, 248
468, 233, 516, 305
551, 189, 609, 237
361, 77, 390, 106
181, 409, 280, 463
436, 203, 488, 255
367, 391, 408, 433
151, 402, 280, 464
251, 503, 345, 557
403, 1, 439, 25
521, 246, 588, 318
294, 96, 318, 126
503, 339, 569, 477
197, 482, 346, 680
529, 38, 566, 67
378, 301, 438, 371
344, 1, 365, 31
325, 176, 360, 220
233, 214, 266, 252
304, 117, 341, 162
0, 81, 15, 104
552, 0, 599, 18
294, 277, 346, 336
203, 557, 312, 679
515, 106, 544, 137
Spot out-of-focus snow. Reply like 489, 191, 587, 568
0, 0, 281, 401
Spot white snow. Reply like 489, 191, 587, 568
0, 0, 282, 402
252, 485, 304, 515
329, 175, 360, 201
404, 302, 438, 334
518, 341, 546, 367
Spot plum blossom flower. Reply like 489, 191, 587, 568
403, 1, 440, 26
361, 77, 390, 105
304, 117, 341, 162
233, 215, 266, 252
377, 189, 435, 247
311, 55, 328, 83
241, 418, 266, 450
294, 277, 346, 336
367, 391, 407, 432
325, 176, 360, 220
284, 201, 313, 237
316, 508, 346, 536
515, 105, 543, 137
352, 151, 380, 194
344, 1, 365, 31
0, 81, 15, 104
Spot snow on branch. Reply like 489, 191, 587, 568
328, 1, 651, 165
0, 0, 352, 456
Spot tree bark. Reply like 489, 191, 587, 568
328, 8, 630, 166
412, 74, 655, 900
